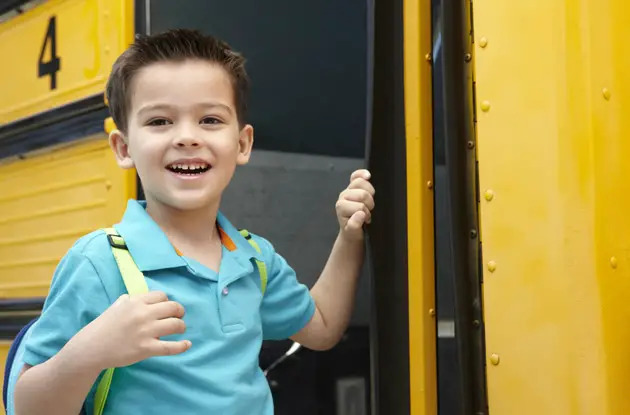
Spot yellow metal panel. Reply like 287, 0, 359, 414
0, 0, 134, 124
0, 138, 136, 298
474, 0, 630, 413
404, 0, 436, 413
0, 342, 9, 415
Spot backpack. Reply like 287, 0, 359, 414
3, 228, 267, 415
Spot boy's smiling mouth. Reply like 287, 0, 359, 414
166, 159, 211, 176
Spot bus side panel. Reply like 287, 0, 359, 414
590, 0, 630, 412
0, 343, 8, 414
0, 137, 136, 413
0, 137, 135, 297
474, 0, 630, 413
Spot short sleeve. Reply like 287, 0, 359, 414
23, 248, 112, 366
259, 242, 315, 340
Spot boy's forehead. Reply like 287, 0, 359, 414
129, 60, 236, 113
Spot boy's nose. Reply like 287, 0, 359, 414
174, 135, 201, 148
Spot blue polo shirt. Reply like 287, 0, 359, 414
18, 199, 315, 414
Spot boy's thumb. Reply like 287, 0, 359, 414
346, 211, 366, 231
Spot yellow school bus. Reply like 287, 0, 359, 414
0, 0, 629, 414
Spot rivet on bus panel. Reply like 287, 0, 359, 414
105, 181, 112, 190
425, 53, 432, 63
610, 256, 618, 269
481, 101, 491, 112
479, 37, 488, 48
484, 189, 494, 201
464, 53, 472, 62
427, 180, 433, 190
429, 308, 436, 317
602, 88, 611, 100
487, 261, 497, 272
490, 354, 500, 365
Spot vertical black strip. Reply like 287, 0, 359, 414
432, 0, 487, 413
134, 0, 148, 36
134, 0, 148, 200
364, 0, 377, 413
367, 0, 409, 413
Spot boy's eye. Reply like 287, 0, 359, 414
200, 117, 221, 125
147, 118, 171, 126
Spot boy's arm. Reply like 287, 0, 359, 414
15, 346, 103, 415
291, 169, 374, 350
16, 290, 191, 415
16, 290, 190, 415
14, 245, 190, 415
291, 232, 364, 350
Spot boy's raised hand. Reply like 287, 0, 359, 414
335, 169, 375, 241
70, 291, 191, 370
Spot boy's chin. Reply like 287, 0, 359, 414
172, 197, 217, 211
154, 192, 220, 212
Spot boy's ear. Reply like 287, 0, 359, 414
236, 124, 254, 165
109, 130, 135, 169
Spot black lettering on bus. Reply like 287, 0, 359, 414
38, 16, 61, 90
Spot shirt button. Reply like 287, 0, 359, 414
222, 287, 229, 296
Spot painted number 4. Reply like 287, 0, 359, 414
38, 16, 61, 90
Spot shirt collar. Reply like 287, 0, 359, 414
114, 200, 263, 272
216, 210, 264, 262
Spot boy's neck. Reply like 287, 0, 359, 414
145, 199, 221, 246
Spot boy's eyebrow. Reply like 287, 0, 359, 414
137, 102, 234, 116
198, 102, 234, 115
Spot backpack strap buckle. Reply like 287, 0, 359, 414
106, 233, 128, 250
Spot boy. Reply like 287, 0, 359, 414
13, 29, 374, 414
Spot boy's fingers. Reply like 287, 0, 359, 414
153, 339, 192, 357
151, 318, 187, 338
348, 178, 375, 195
342, 189, 375, 211
140, 291, 169, 304
337, 201, 372, 223
350, 169, 371, 182
150, 301, 185, 319
346, 211, 366, 231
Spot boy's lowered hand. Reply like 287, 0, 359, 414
69, 290, 191, 371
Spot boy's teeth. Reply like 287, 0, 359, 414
168, 162, 210, 171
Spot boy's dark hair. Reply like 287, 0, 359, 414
106, 29, 249, 132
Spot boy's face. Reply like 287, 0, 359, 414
110, 59, 253, 212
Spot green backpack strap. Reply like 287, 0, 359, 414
92, 228, 149, 415
102, 228, 149, 295
239, 229, 268, 295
